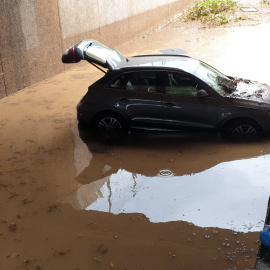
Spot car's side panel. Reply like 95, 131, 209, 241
160, 71, 219, 131
162, 94, 219, 130
78, 75, 164, 130
104, 70, 164, 129
216, 101, 270, 133
115, 89, 163, 129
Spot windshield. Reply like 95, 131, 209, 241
194, 62, 233, 95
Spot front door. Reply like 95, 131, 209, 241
161, 71, 219, 131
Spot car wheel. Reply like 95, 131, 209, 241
222, 119, 261, 141
94, 112, 128, 143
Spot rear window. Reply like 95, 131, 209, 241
85, 41, 124, 69
108, 71, 157, 93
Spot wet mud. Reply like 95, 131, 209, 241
1, 1, 270, 269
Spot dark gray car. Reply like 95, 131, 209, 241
62, 39, 270, 142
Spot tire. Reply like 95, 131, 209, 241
94, 112, 128, 143
221, 119, 261, 141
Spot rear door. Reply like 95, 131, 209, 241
161, 71, 219, 131
107, 70, 163, 129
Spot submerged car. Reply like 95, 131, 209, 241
62, 39, 270, 142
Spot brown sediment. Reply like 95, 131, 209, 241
0, 61, 267, 270
1, 2, 270, 268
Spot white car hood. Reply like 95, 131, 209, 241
229, 78, 270, 104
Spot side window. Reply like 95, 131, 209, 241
164, 73, 203, 97
109, 71, 157, 93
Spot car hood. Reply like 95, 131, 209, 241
62, 39, 125, 70
226, 78, 270, 104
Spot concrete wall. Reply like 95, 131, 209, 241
0, 0, 196, 98
0, 0, 63, 98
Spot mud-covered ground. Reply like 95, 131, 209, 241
1, 1, 270, 269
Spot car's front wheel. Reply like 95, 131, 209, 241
221, 118, 261, 141
94, 112, 128, 143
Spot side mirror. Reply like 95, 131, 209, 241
197, 89, 209, 98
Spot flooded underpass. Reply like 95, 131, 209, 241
1, 114, 270, 269
1, 4, 270, 269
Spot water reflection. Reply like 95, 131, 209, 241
76, 125, 270, 184
86, 154, 270, 233
68, 124, 270, 233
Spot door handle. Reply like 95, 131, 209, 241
119, 98, 129, 103
164, 102, 175, 107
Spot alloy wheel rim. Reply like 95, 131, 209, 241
231, 124, 257, 138
98, 117, 122, 137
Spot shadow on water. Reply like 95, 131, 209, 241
69, 124, 270, 225
76, 123, 270, 185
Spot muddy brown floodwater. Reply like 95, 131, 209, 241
1, 2, 270, 269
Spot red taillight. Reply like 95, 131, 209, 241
68, 47, 77, 63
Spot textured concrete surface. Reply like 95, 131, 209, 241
0, 62, 5, 99
0, 0, 63, 96
0, 0, 196, 98
58, 0, 185, 39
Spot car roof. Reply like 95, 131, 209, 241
116, 54, 201, 74
62, 39, 201, 74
